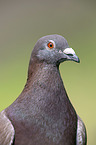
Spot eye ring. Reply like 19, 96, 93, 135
47, 42, 54, 49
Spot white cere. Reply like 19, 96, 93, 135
63, 48, 76, 55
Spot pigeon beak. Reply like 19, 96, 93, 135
63, 48, 80, 63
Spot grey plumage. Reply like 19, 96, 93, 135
0, 34, 87, 145
76, 116, 87, 145
0, 111, 14, 145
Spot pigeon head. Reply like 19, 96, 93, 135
31, 34, 80, 66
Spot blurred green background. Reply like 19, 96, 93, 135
0, 0, 96, 144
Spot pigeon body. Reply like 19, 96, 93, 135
0, 35, 87, 145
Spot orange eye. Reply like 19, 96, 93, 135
47, 42, 54, 49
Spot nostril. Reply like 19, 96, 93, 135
67, 54, 73, 56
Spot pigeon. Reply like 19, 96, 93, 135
0, 34, 87, 145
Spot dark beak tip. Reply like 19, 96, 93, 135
77, 58, 80, 63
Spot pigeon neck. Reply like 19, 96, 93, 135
24, 60, 67, 99
20, 60, 76, 122
27, 60, 57, 80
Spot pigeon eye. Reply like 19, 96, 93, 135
47, 42, 54, 49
